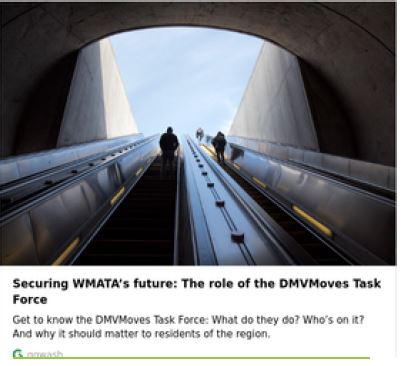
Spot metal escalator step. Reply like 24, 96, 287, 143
75, 158, 177, 265
95, 229, 173, 240
79, 254, 172, 265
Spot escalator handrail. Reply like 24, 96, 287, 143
0, 135, 158, 192
0, 135, 160, 223
173, 146, 181, 265
226, 140, 395, 201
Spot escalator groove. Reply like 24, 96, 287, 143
75, 156, 176, 265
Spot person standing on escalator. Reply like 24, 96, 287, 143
159, 126, 179, 177
212, 131, 227, 164
195, 127, 204, 143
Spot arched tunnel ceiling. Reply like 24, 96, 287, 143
1, 2, 395, 165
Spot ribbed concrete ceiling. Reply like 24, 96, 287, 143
1, 2, 395, 165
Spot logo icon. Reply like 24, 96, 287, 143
12, 349, 23, 358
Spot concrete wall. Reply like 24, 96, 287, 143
229, 42, 318, 151
57, 39, 138, 147
1, 2, 395, 165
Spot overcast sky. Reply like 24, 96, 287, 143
110, 27, 263, 138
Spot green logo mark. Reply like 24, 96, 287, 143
12, 349, 23, 358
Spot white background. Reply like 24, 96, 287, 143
0, 266, 398, 366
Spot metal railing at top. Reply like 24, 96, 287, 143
0, 134, 146, 186
0, 135, 158, 220
226, 135, 395, 194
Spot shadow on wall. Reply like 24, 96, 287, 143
299, 60, 357, 159
13, 53, 78, 156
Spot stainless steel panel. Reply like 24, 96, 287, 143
303, 150, 323, 168
270, 144, 289, 161
0, 161, 20, 185
288, 147, 303, 163
29, 195, 82, 264
183, 137, 299, 265
118, 151, 143, 182
117, 141, 159, 182
80, 179, 106, 214
94, 166, 120, 198
60, 184, 92, 227
1, 136, 161, 265
183, 142, 248, 265
224, 142, 395, 264
26, 166, 119, 264
226, 136, 395, 192
1, 214, 39, 265
0, 134, 144, 185
349, 159, 389, 189
322, 154, 350, 176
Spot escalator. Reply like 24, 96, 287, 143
75, 156, 177, 265
207, 153, 348, 265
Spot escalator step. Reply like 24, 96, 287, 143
75, 157, 177, 265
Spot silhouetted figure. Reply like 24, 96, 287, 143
159, 127, 179, 176
196, 127, 204, 142
212, 131, 227, 163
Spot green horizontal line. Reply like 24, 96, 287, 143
14, 356, 370, 360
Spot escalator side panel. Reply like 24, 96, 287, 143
220, 142, 395, 264
1, 214, 39, 265
118, 143, 153, 182
220, 164, 346, 265
0, 139, 160, 265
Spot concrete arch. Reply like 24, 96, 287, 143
1, 2, 395, 165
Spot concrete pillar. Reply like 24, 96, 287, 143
57, 39, 138, 147
229, 42, 319, 151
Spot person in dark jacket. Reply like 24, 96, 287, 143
159, 126, 179, 176
212, 131, 227, 163
195, 127, 204, 142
